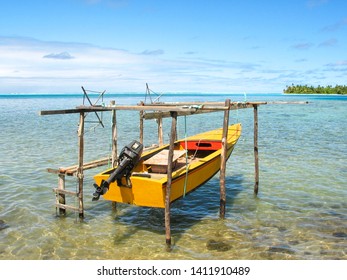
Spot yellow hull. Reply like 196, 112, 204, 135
93, 123, 241, 208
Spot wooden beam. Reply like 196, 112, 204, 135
39, 100, 307, 116
47, 157, 111, 176
39, 108, 86, 115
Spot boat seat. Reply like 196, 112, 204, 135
143, 149, 186, 173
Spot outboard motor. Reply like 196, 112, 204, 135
92, 140, 143, 201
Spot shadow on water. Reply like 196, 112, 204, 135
109, 174, 245, 246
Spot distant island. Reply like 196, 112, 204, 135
283, 84, 347, 95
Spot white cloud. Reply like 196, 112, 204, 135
1, 35, 342, 94
140, 49, 165, 56
321, 18, 347, 32
43, 52, 75, 59
1, 36, 264, 93
291, 42, 314, 50
318, 38, 338, 47
306, 0, 329, 8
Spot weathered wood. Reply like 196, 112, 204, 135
143, 109, 218, 120
253, 105, 259, 195
53, 188, 78, 196
219, 99, 230, 218
39, 102, 268, 117
165, 111, 177, 249
55, 203, 83, 213
110, 101, 118, 167
267, 101, 308, 104
57, 174, 66, 215
144, 149, 186, 173
39, 108, 86, 115
77, 112, 85, 218
157, 116, 163, 146
139, 102, 144, 144
47, 156, 111, 176
40, 100, 308, 116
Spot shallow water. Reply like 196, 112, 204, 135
0, 93, 346, 260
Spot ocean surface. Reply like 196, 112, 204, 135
0, 92, 346, 260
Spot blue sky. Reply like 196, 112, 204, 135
0, 0, 346, 93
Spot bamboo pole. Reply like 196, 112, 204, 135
219, 99, 230, 218
253, 105, 259, 195
77, 112, 85, 218
165, 111, 177, 249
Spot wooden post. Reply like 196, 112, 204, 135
57, 174, 66, 215
110, 101, 118, 167
165, 111, 177, 249
158, 116, 163, 146
110, 101, 118, 210
253, 105, 259, 195
139, 101, 144, 144
219, 99, 230, 218
77, 112, 85, 218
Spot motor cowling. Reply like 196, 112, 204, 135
92, 140, 143, 201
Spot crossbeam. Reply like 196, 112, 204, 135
39, 101, 272, 116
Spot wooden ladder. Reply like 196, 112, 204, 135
48, 157, 111, 215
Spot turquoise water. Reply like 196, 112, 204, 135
0, 93, 346, 260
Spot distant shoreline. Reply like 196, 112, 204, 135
284, 93, 346, 96
283, 84, 347, 95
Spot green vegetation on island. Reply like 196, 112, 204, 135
283, 84, 347, 95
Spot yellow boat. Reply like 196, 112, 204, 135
92, 123, 241, 208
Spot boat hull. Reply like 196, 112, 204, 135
93, 123, 241, 208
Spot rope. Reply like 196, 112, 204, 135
192, 139, 202, 159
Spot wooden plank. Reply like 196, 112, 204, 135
143, 150, 186, 166
55, 203, 82, 213
39, 108, 84, 115
53, 188, 78, 197
47, 157, 110, 175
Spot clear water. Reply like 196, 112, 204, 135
0, 93, 346, 260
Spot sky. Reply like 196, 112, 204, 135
0, 0, 346, 93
